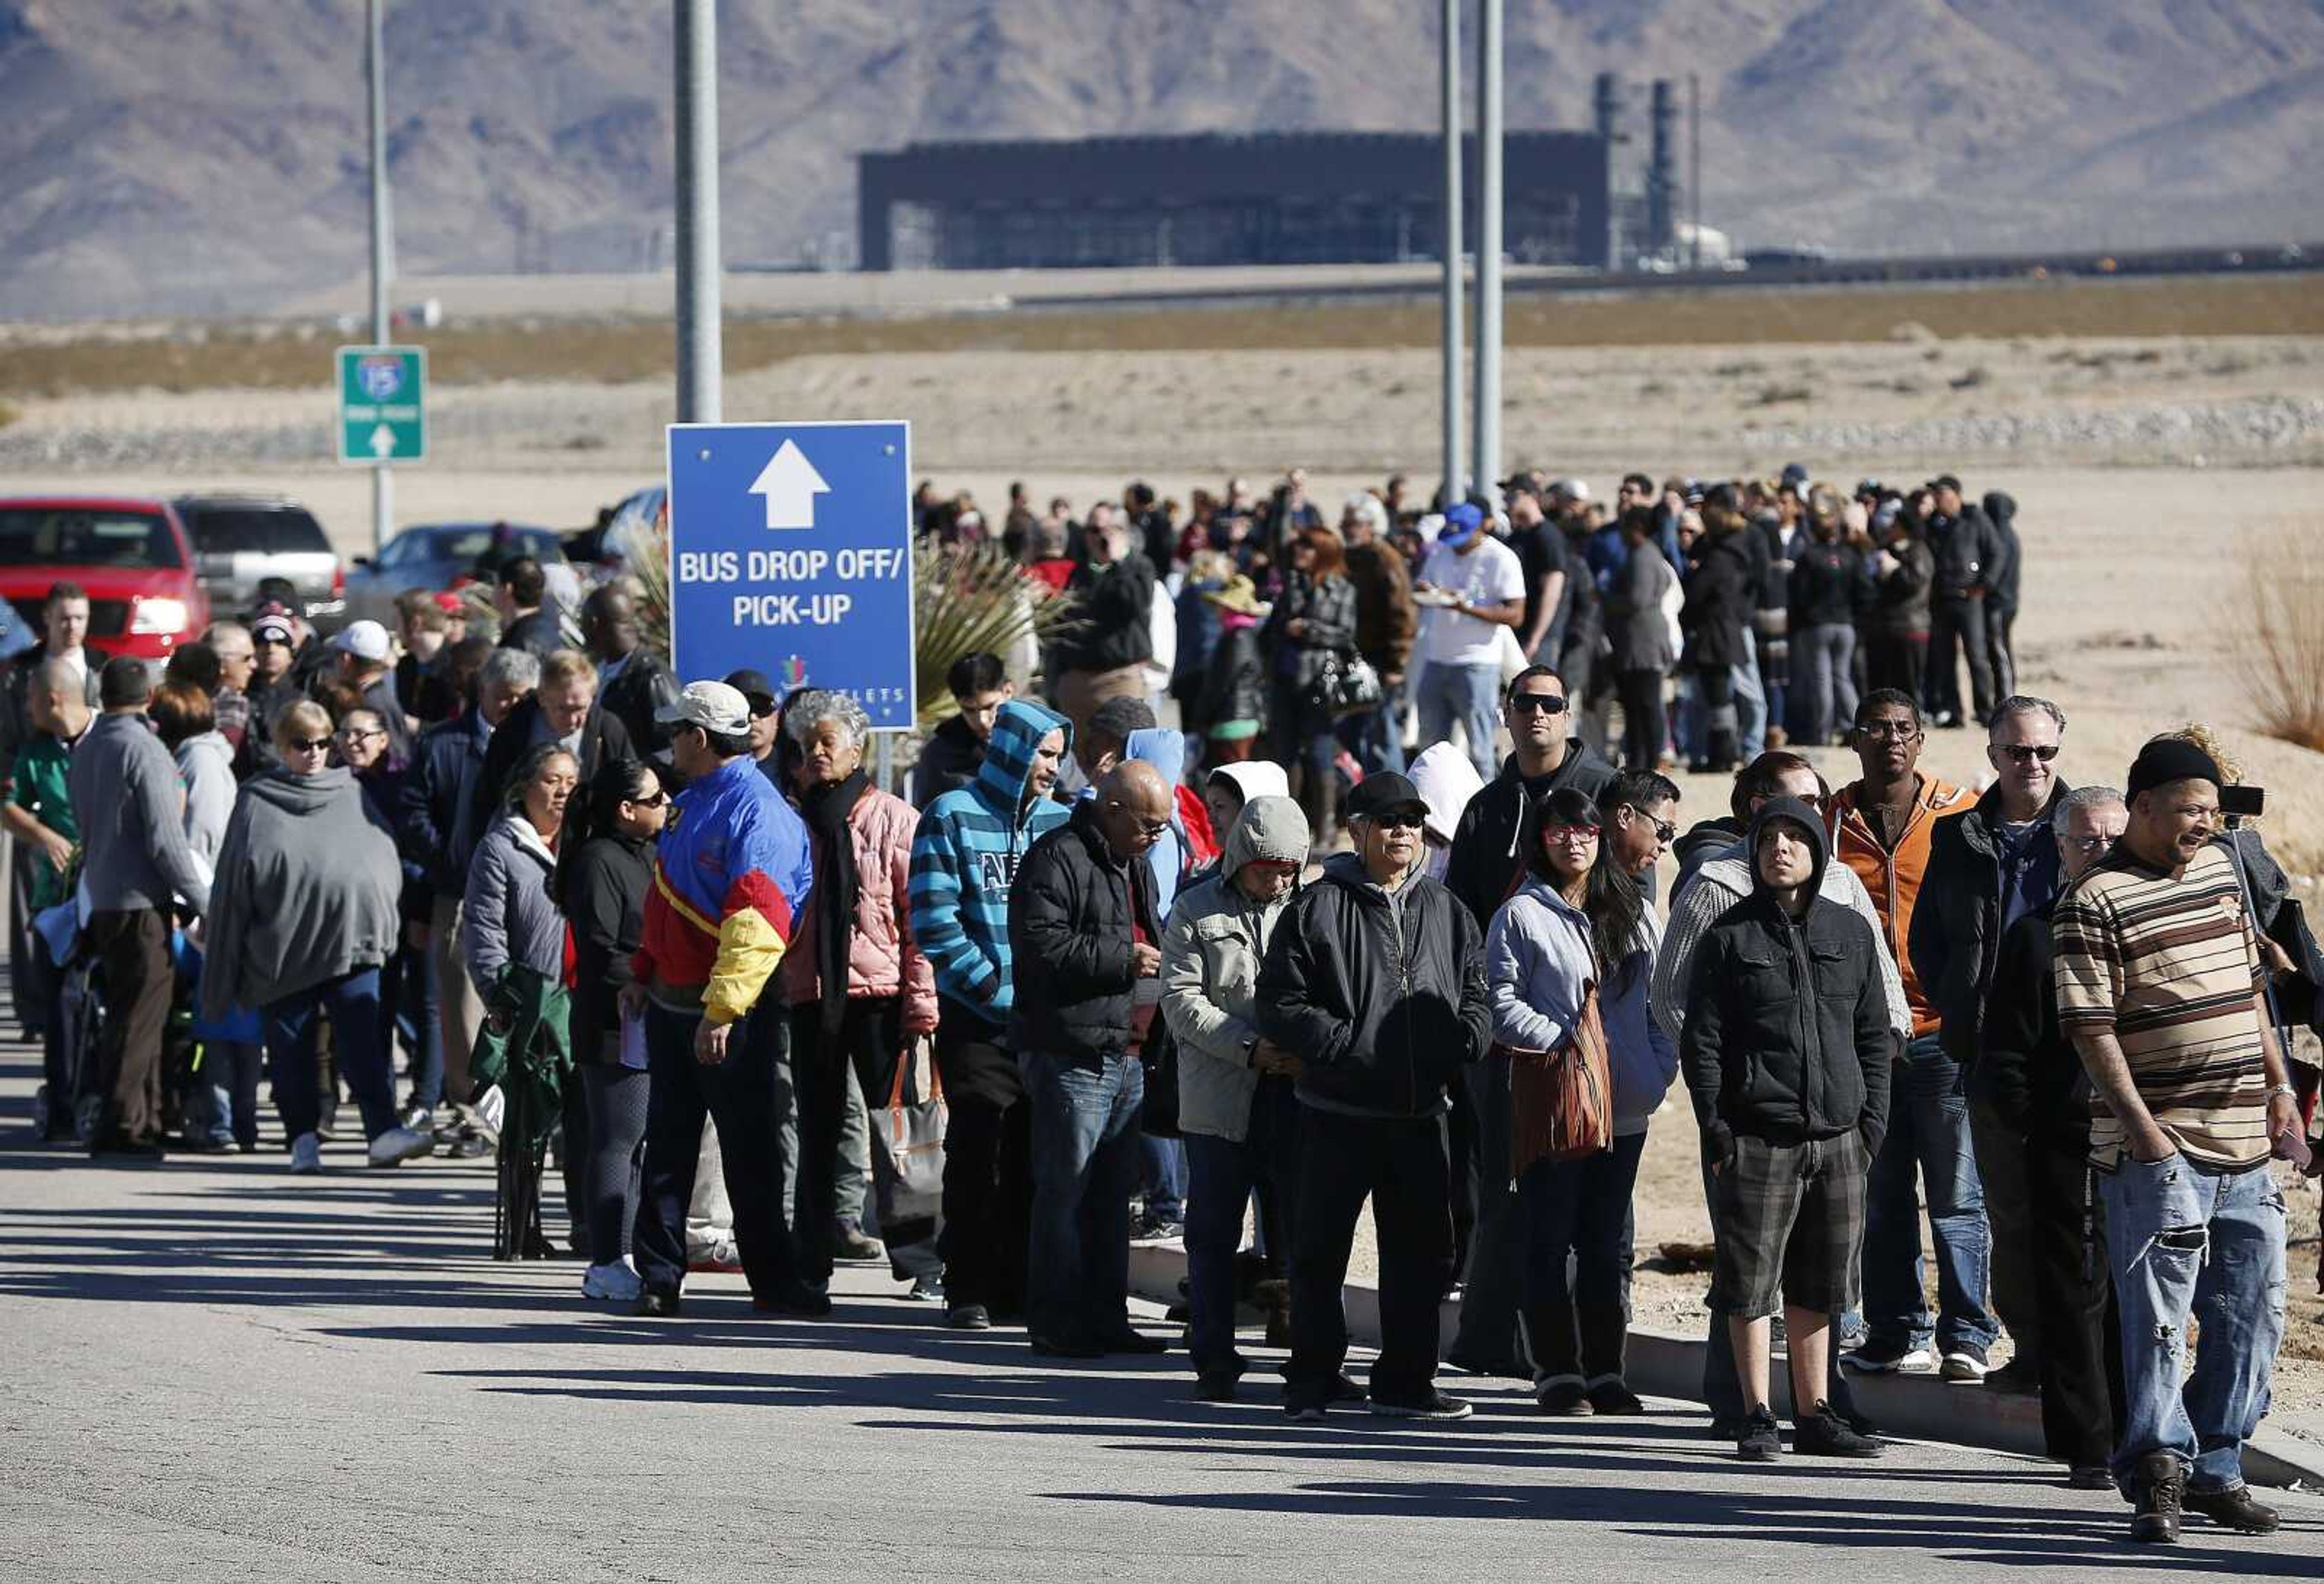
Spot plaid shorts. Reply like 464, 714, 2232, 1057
1710, 1130, 1868, 1319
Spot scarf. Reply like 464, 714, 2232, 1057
802, 769, 870, 1040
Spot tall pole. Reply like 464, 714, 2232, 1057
366, 0, 392, 554
1439, 0, 1464, 506
1688, 71, 1702, 272
1472, 0, 1502, 503
675, 0, 723, 425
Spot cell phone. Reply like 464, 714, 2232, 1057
2219, 784, 2266, 819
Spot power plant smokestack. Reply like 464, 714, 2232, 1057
1647, 77, 1676, 252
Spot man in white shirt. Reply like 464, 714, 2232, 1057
1413, 503, 1526, 780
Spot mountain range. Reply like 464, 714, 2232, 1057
4, 0, 2322, 321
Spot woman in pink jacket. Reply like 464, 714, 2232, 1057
779, 690, 939, 1291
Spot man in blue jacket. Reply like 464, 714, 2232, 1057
908, 699, 1071, 1330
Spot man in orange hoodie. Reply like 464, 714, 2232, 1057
1827, 688, 1998, 1382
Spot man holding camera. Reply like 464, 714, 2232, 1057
2053, 736, 2297, 1545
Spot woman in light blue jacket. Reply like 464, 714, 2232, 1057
1487, 786, 1676, 1418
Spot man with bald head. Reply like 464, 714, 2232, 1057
1008, 758, 1173, 1356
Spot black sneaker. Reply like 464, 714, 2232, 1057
753, 1282, 833, 1318
1736, 1405, 1782, 1461
1793, 1401, 1882, 1458
1939, 1342, 1990, 1383
2131, 1451, 2184, 1544
1284, 1395, 1328, 1422
1196, 1373, 1238, 1403
2184, 1485, 2279, 1535
945, 1303, 993, 1331
1029, 1332, 1106, 1360
1535, 1379, 1593, 1416
634, 1289, 682, 1318
1844, 1336, 1935, 1374
2066, 1465, 2115, 1491
1586, 1380, 1648, 1416
1327, 1373, 1368, 1404
1369, 1389, 1473, 1422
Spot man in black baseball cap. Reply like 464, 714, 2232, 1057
1257, 765, 1494, 1424
723, 667, 782, 776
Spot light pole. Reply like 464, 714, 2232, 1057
366, 0, 392, 554
1440, 0, 1464, 506
1472, 0, 1503, 503
675, 0, 723, 425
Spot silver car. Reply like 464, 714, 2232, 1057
172, 493, 346, 631
340, 520, 570, 628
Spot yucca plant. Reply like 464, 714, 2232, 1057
913, 538, 1080, 729
617, 494, 674, 659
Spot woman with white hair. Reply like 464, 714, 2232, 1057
775, 689, 939, 1295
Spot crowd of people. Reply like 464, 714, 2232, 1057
2, 466, 2316, 1550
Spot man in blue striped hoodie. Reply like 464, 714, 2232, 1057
909, 698, 1071, 1330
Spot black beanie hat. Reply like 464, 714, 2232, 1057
2126, 738, 2222, 802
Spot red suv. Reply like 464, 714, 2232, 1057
0, 496, 211, 664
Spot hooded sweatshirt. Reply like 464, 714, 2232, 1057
908, 698, 1073, 1026
1443, 741, 1618, 929
1653, 814, 1910, 1044
199, 767, 402, 1019
1161, 795, 1312, 1141
1209, 760, 1289, 806
174, 730, 238, 869
1409, 740, 1485, 882
1486, 876, 1676, 1136
1678, 798, 1894, 1156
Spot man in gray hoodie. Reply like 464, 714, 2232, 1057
68, 658, 212, 1158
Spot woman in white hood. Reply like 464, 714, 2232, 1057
1407, 740, 1485, 882
1199, 760, 1290, 857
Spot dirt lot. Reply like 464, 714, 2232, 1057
1, 271, 2318, 1433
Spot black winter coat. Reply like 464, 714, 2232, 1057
1264, 571, 1358, 690
1909, 780, 2069, 1067
471, 698, 635, 846
1974, 906, 2087, 1151
1006, 801, 1160, 1061
1443, 744, 1618, 929
1057, 555, 1156, 673
1680, 802, 1892, 1156
910, 715, 984, 810
499, 607, 565, 658
1191, 625, 1267, 740
1788, 540, 1865, 631
563, 831, 652, 1062
1928, 505, 2000, 600
1679, 531, 1755, 672
1866, 535, 1934, 637
598, 648, 679, 767
1983, 493, 2021, 612
1257, 854, 1492, 1118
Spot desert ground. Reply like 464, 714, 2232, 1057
1, 270, 2318, 1429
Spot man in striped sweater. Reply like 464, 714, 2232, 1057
909, 698, 1072, 1330
2055, 736, 2298, 1545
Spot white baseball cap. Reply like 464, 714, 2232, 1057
327, 619, 392, 663
656, 679, 751, 736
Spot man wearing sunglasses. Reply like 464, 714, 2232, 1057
1259, 771, 1493, 1422
1911, 695, 2072, 1398
1439, 664, 1614, 1378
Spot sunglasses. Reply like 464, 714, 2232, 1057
1995, 744, 2061, 764
1508, 693, 1569, 716
288, 736, 332, 753
630, 790, 669, 809
1627, 811, 1679, 843
1369, 813, 1425, 832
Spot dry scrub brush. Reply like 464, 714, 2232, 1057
2222, 525, 2324, 751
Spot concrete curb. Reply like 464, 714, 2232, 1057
1128, 1243, 2324, 1491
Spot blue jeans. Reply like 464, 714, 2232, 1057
1140, 1134, 1186, 1225
202, 1041, 261, 1148
1336, 696, 1407, 777
1732, 648, 1767, 759
1862, 1035, 1998, 1354
1788, 623, 1858, 746
1021, 1050, 1144, 1344
1416, 659, 1502, 781
265, 969, 396, 1143
2099, 1153, 2287, 1495
391, 945, 444, 1111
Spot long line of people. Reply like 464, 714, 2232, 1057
3, 466, 2314, 1551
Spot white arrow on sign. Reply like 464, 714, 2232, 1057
748, 438, 830, 530
368, 423, 396, 459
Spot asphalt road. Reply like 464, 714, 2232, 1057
5, 1030, 2320, 1582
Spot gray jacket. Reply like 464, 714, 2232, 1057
67, 710, 212, 916
200, 767, 401, 1018
464, 811, 565, 996
1486, 877, 1676, 1136
1161, 796, 1312, 1142
174, 730, 237, 870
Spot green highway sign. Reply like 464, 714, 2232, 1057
336, 345, 427, 465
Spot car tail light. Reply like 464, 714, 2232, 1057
332, 565, 347, 598
129, 597, 190, 636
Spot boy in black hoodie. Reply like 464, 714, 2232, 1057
1682, 797, 1891, 1462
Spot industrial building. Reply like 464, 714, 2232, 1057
855, 129, 1611, 272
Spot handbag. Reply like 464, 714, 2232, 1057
1506, 977, 1614, 1178
882, 1035, 949, 1223
1140, 1016, 1182, 1139
1304, 649, 1384, 718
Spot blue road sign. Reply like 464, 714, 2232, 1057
665, 421, 917, 730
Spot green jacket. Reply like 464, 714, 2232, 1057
8, 733, 78, 911
470, 962, 572, 1152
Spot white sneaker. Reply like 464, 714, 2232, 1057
366, 1125, 437, 1167
289, 1132, 323, 1174
582, 1260, 643, 1302
472, 1084, 507, 1139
